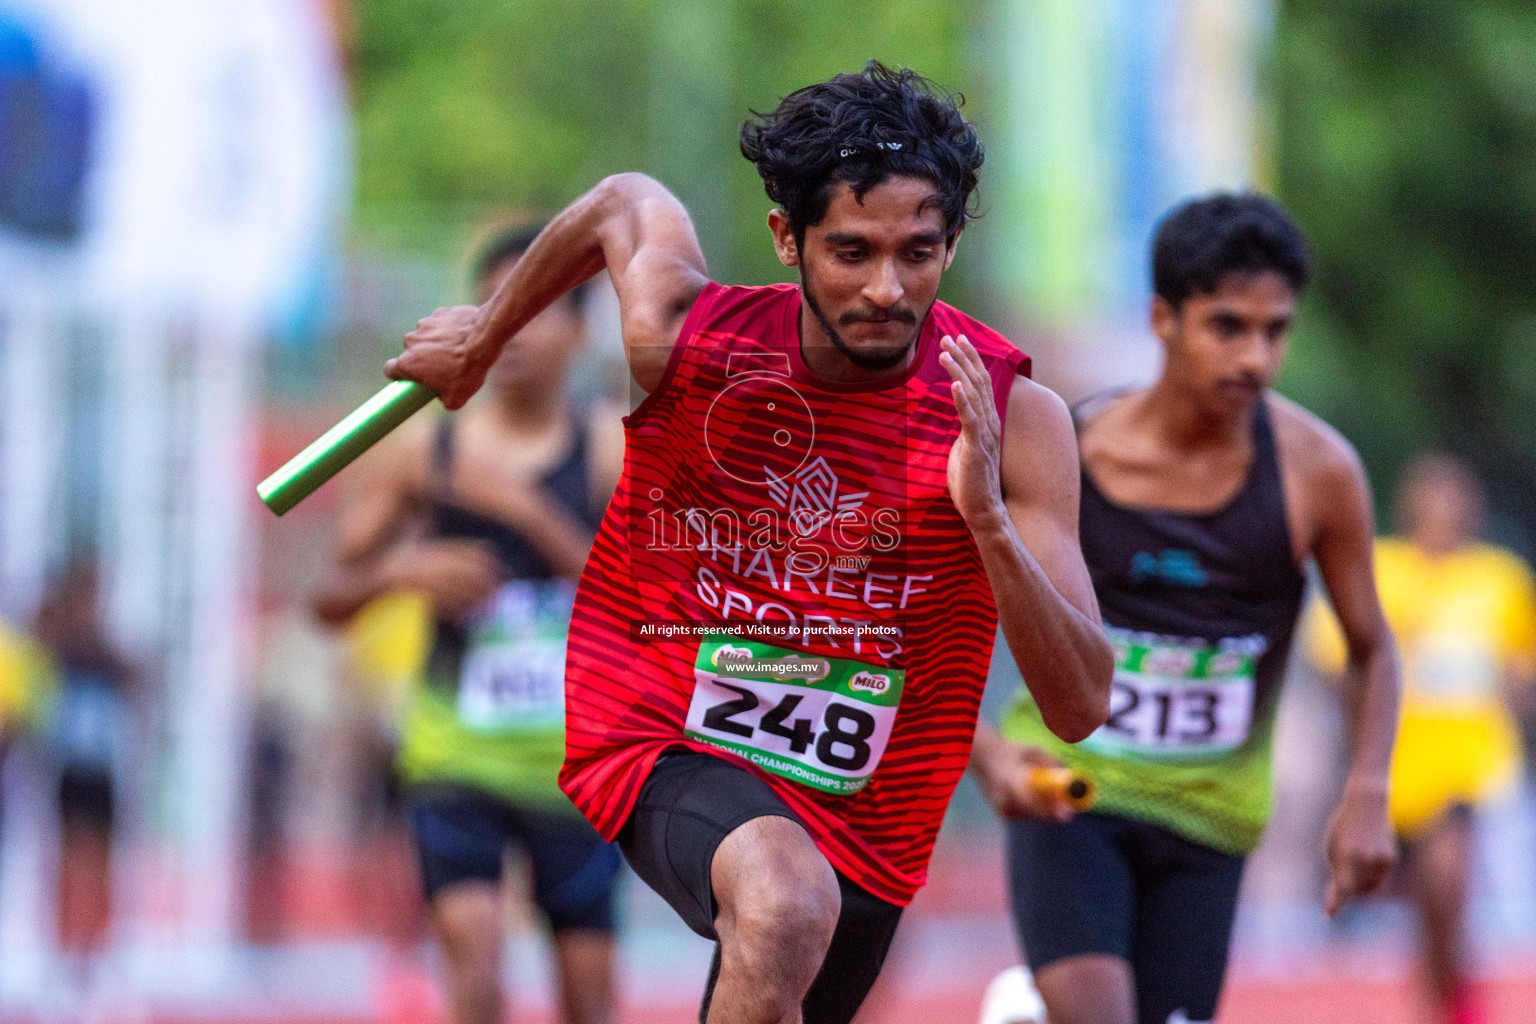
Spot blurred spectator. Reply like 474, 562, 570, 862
33, 559, 134, 961
344, 590, 433, 946
244, 585, 428, 954
1305, 454, 1536, 1024
0, 617, 35, 745
0, 611, 54, 819
243, 691, 294, 944
341, 590, 437, 1022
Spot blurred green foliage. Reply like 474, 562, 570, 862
351, 0, 977, 292
1275, 0, 1536, 546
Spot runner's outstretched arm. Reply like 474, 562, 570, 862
387, 173, 710, 407
941, 336, 1113, 743
1308, 437, 1401, 916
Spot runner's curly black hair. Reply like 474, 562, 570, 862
1152, 192, 1311, 310
740, 60, 984, 249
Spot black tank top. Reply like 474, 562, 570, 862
1077, 393, 1307, 739
421, 416, 603, 692
1000, 394, 1310, 853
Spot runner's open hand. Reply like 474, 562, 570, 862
386, 305, 492, 410
940, 335, 1006, 529
1322, 786, 1397, 916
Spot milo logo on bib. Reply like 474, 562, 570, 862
1080, 627, 1266, 761
685, 635, 904, 794
848, 671, 891, 695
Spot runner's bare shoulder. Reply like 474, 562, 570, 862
602, 174, 710, 392
1072, 385, 1146, 466
1268, 393, 1364, 483
1005, 375, 1075, 438
621, 264, 708, 393
1001, 376, 1079, 503
1267, 392, 1371, 554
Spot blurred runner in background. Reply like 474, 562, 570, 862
973, 193, 1402, 1024
314, 223, 626, 1024
34, 560, 135, 969
1306, 454, 1536, 1024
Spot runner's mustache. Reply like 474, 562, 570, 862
839, 308, 916, 325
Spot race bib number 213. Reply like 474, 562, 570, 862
1079, 631, 1263, 760
684, 636, 904, 795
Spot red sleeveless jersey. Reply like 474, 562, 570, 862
560, 282, 1029, 905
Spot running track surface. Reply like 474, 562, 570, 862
11, 825, 1535, 1023
32, 975, 1536, 1024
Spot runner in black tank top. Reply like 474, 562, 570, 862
1068, 390, 1306, 823
418, 415, 600, 696
972, 194, 1403, 1024
406, 414, 618, 927
1001, 395, 1302, 1024
312, 224, 626, 1024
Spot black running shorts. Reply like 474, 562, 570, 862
408, 785, 622, 933
618, 751, 903, 1024
1008, 811, 1245, 1024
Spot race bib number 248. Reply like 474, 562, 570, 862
684, 636, 904, 795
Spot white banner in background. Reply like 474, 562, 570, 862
0, 0, 349, 986
0, 0, 349, 323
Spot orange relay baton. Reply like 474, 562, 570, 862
1026, 766, 1097, 812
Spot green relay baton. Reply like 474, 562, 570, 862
258, 380, 437, 516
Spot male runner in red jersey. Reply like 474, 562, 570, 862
385, 62, 1114, 1024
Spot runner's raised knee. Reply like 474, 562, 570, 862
731, 867, 839, 955
713, 815, 839, 956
